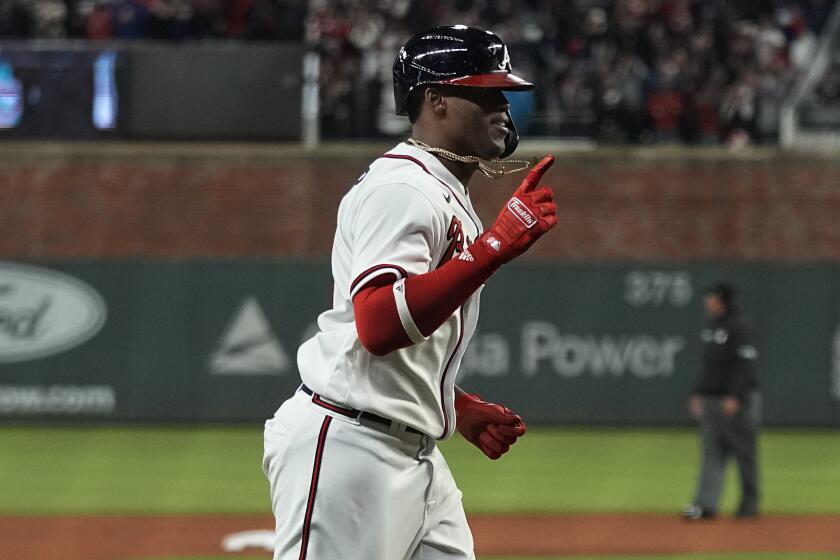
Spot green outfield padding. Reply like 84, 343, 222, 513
1, 427, 839, 514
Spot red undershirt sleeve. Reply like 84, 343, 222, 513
353, 240, 500, 356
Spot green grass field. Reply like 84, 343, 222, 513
3, 426, 840, 560
1, 426, 839, 515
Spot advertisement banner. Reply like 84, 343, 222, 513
1, 260, 839, 426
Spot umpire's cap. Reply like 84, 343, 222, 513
393, 25, 534, 157
705, 282, 737, 309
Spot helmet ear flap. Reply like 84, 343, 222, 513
500, 109, 519, 158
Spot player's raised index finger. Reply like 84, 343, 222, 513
522, 155, 555, 192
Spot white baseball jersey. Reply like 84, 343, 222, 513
297, 141, 484, 439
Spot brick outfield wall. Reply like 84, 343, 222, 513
2, 145, 840, 261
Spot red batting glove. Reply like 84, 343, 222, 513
455, 392, 527, 460
475, 155, 557, 264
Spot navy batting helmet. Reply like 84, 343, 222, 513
393, 25, 534, 158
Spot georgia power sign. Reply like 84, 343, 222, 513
0, 262, 107, 363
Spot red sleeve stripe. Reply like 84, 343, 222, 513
350, 264, 407, 297
298, 415, 332, 560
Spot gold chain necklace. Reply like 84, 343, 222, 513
406, 138, 533, 180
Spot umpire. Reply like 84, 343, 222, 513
682, 282, 761, 520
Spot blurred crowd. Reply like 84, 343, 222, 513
814, 57, 840, 103
0, 0, 306, 40
311, 0, 839, 144
2, 0, 838, 144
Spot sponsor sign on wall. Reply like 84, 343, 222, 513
0, 262, 113, 416
0, 262, 107, 363
1, 260, 838, 426
208, 297, 290, 376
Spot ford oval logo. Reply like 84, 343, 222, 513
0, 262, 107, 363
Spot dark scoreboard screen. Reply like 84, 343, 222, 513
0, 47, 121, 139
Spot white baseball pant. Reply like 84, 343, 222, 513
263, 389, 475, 560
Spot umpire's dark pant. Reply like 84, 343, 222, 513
693, 392, 761, 515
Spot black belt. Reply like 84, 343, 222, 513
300, 385, 423, 435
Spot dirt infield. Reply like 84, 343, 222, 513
2, 513, 840, 559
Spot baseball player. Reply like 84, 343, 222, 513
263, 25, 557, 560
